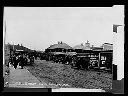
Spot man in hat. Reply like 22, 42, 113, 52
9, 55, 13, 66
13, 55, 19, 69
84, 57, 90, 70
18, 54, 24, 69
30, 55, 34, 65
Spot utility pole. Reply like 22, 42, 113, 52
98, 52, 100, 69
3, 18, 6, 66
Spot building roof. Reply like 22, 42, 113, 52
91, 47, 103, 51
47, 42, 73, 49
102, 44, 113, 51
73, 44, 85, 49
9, 44, 32, 52
103, 43, 113, 45
73, 44, 91, 50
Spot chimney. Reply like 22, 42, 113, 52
101, 45, 103, 48
85, 41, 90, 48
87, 40, 89, 43
81, 43, 83, 46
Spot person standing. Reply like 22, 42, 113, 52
75, 58, 81, 69
21, 54, 25, 69
23, 54, 26, 66
13, 55, 19, 69
18, 54, 24, 69
84, 57, 90, 70
9, 55, 13, 66
24, 54, 28, 65
30, 55, 34, 65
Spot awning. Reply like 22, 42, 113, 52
66, 52, 77, 56
52, 52, 66, 55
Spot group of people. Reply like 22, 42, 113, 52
9, 53, 35, 69
74, 57, 90, 70
39, 53, 90, 70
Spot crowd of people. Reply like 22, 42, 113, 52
8, 51, 112, 73
9, 53, 35, 69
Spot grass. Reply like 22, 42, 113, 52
26, 60, 112, 89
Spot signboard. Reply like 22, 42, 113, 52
89, 54, 99, 67
76, 51, 112, 68
100, 52, 112, 68
77, 53, 99, 67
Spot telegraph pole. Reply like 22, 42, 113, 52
3, 19, 6, 66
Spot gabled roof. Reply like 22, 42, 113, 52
9, 44, 32, 52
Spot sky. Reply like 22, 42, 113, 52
3, 6, 124, 51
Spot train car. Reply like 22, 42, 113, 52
73, 50, 113, 72
44, 50, 77, 65
73, 53, 90, 70
99, 50, 113, 73
39, 52, 47, 60
43, 47, 113, 73
65, 52, 77, 65
51, 52, 66, 63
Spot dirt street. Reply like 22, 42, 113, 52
26, 60, 112, 89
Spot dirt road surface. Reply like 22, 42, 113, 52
26, 60, 112, 89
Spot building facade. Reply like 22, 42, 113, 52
102, 43, 113, 51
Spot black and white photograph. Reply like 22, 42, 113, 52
3, 6, 124, 92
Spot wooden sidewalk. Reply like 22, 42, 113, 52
8, 65, 47, 88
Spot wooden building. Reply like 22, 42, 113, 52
44, 41, 76, 63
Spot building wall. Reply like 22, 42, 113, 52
103, 44, 113, 50
4, 44, 10, 56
